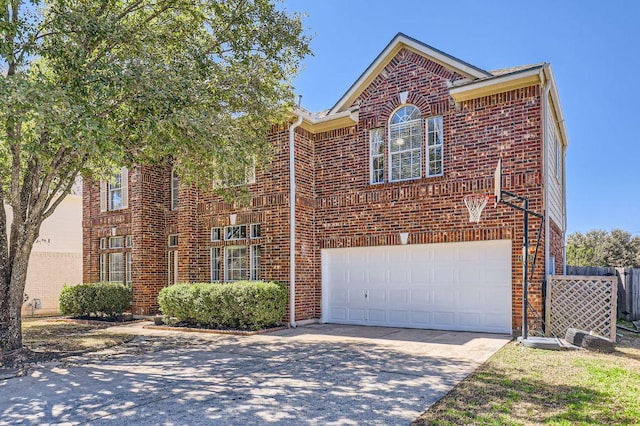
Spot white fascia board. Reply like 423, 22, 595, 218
449, 67, 543, 100
544, 65, 570, 148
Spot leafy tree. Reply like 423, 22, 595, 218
0, 0, 309, 356
566, 229, 640, 268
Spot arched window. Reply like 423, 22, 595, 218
389, 105, 422, 181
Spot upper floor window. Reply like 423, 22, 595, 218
389, 105, 422, 182
100, 167, 128, 212
225, 225, 247, 240
426, 116, 444, 176
171, 168, 179, 211
369, 128, 385, 184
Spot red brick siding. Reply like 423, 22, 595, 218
82, 47, 554, 331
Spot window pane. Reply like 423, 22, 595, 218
171, 169, 179, 210
389, 106, 422, 181
224, 225, 247, 240
109, 236, 124, 249
250, 245, 261, 280
250, 224, 261, 238
126, 252, 132, 284
225, 246, 247, 281
109, 253, 124, 283
211, 227, 221, 241
211, 247, 221, 282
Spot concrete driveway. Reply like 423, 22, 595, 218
0, 323, 510, 425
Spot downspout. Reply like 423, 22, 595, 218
289, 113, 303, 328
542, 70, 552, 276
562, 137, 568, 275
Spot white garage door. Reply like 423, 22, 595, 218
322, 240, 512, 334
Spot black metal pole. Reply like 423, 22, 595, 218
522, 198, 529, 339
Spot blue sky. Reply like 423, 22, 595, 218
283, 0, 640, 236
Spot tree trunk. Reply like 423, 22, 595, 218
0, 245, 32, 355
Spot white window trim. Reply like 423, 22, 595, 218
100, 253, 107, 282
250, 245, 261, 281
100, 238, 106, 250
224, 225, 247, 241
210, 247, 221, 282
369, 128, 385, 184
171, 168, 179, 211
388, 105, 422, 182
224, 245, 247, 282
109, 236, 124, 249
211, 227, 222, 241
168, 234, 178, 248
126, 252, 133, 285
109, 252, 124, 283
168, 250, 178, 285
100, 167, 128, 212
250, 223, 261, 239
426, 116, 444, 177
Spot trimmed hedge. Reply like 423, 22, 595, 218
158, 281, 287, 330
59, 282, 132, 318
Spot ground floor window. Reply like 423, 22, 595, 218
168, 250, 178, 285
99, 235, 132, 285
109, 252, 124, 283
225, 246, 247, 281
211, 247, 221, 282
250, 245, 261, 280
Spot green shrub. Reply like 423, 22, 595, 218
59, 282, 132, 318
158, 281, 287, 330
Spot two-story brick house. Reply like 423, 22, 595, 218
83, 33, 568, 334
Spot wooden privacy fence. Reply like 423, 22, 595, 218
546, 275, 617, 341
566, 266, 640, 321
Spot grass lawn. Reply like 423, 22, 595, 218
20, 317, 136, 362
413, 332, 640, 425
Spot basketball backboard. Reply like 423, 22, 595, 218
494, 158, 502, 205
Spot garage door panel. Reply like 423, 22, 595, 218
389, 310, 409, 323
323, 240, 512, 333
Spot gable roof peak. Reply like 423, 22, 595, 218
330, 33, 491, 114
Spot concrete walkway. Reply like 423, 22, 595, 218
0, 323, 510, 425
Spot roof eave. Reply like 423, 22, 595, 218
449, 67, 543, 102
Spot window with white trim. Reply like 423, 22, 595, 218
109, 252, 124, 283
100, 238, 106, 250
224, 246, 247, 281
211, 227, 221, 241
168, 250, 178, 285
250, 245, 261, 280
211, 247, 221, 282
426, 116, 444, 176
109, 236, 124, 249
389, 105, 422, 181
100, 253, 107, 282
171, 168, 179, 211
126, 252, 132, 285
125, 235, 132, 248
100, 168, 128, 212
369, 128, 385, 184
168, 234, 178, 247
224, 225, 247, 240
250, 224, 261, 239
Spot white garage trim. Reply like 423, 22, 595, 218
321, 240, 512, 334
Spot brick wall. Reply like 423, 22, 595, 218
312, 48, 545, 330
83, 47, 552, 330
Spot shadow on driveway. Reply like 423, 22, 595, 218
0, 324, 510, 425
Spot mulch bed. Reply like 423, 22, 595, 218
144, 323, 288, 336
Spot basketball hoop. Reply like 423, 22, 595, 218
463, 194, 491, 223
